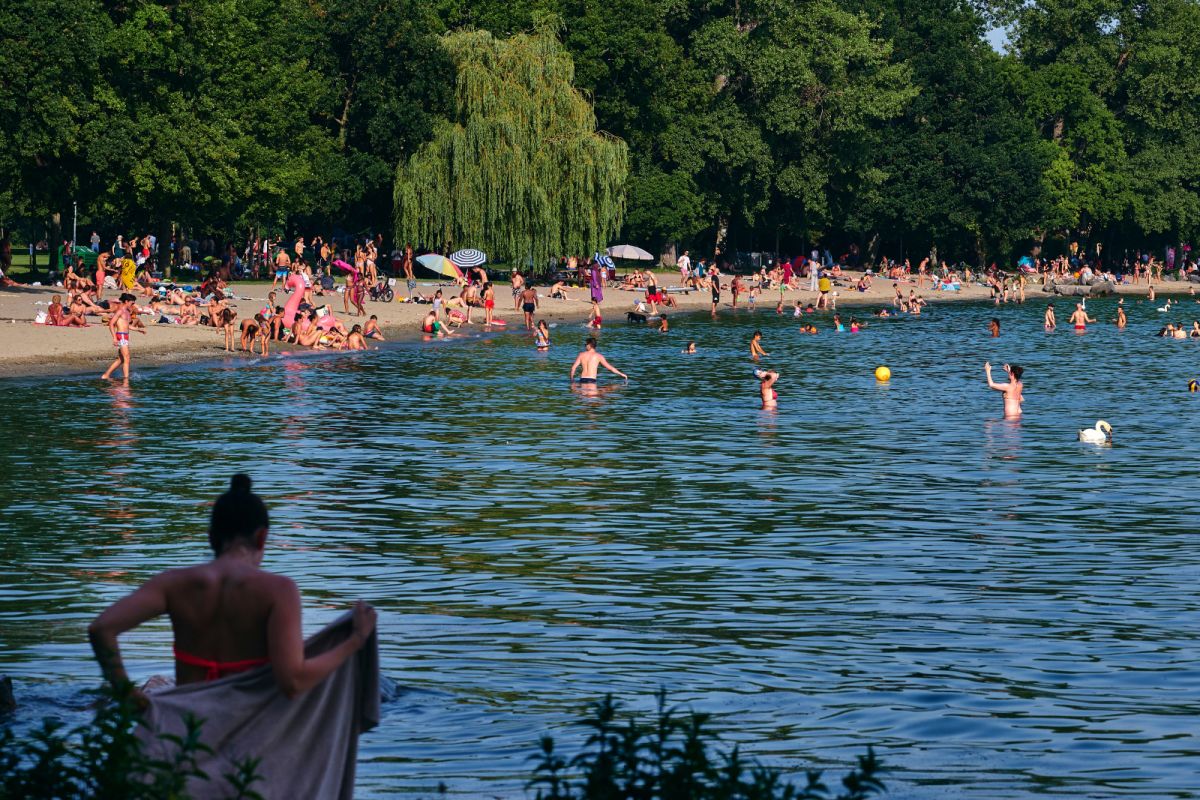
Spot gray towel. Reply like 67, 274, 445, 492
138, 612, 379, 799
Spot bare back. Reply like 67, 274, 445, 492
575, 350, 601, 379
161, 561, 290, 683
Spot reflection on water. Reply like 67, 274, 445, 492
1, 297, 1198, 798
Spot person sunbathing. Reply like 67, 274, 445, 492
63, 263, 88, 293
295, 312, 322, 347
206, 296, 228, 328
88, 475, 376, 702
71, 291, 108, 316
47, 295, 87, 327
176, 299, 200, 326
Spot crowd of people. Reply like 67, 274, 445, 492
9, 228, 1200, 389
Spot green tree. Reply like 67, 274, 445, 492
1004, 0, 1200, 250
843, 0, 1054, 264
294, 0, 454, 234
394, 24, 628, 268
559, 0, 713, 255
1110, 0, 1200, 243
0, 0, 110, 260
86, 0, 336, 259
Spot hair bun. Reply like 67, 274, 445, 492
229, 473, 253, 494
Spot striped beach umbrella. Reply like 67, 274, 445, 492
593, 252, 615, 269
450, 248, 487, 268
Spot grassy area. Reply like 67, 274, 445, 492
7, 252, 38, 276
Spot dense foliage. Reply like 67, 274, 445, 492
0, 686, 262, 799
1, 688, 881, 800
394, 23, 628, 267
528, 692, 886, 800
3, 0, 1200, 263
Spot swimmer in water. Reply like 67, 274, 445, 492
989, 318, 1000, 337
570, 336, 627, 383
984, 361, 1024, 419
535, 319, 551, 351
1044, 303, 1056, 331
683, 341, 697, 354
749, 330, 768, 361
1068, 302, 1096, 332
1116, 306, 1127, 329
659, 314, 669, 333
758, 369, 779, 409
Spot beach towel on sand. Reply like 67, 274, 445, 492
138, 613, 379, 800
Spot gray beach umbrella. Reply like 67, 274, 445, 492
450, 248, 487, 268
606, 244, 654, 261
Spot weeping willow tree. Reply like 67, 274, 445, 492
393, 25, 628, 268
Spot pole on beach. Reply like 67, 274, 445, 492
72, 201, 77, 253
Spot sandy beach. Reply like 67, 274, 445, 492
0, 271, 1184, 379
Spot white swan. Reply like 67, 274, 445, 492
1079, 420, 1113, 444
1157, 300, 1172, 312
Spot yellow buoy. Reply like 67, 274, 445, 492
1189, 379, 1199, 393
875, 366, 891, 382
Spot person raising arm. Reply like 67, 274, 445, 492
984, 362, 1024, 419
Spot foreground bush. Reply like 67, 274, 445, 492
528, 691, 884, 800
4, 686, 883, 799
0, 684, 262, 800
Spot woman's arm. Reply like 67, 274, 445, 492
984, 363, 1008, 391
268, 581, 376, 699
88, 574, 170, 687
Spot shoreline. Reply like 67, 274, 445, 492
0, 273, 1191, 380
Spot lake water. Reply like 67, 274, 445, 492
1, 296, 1198, 798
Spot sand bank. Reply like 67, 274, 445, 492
0, 271, 1180, 379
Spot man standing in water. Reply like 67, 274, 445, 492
518, 285, 539, 330
984, 362, 1024, 419
101, 294, 141, 380
1068, 302, 1096, 332
1044, 303, 1056, 331
570, 337, 627, 383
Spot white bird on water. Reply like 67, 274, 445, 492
1157, 299, 1172, 312
1079, 420, 1113, 445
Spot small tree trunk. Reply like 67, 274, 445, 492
866, 231, 880, 264
713, 214, 728, 260
48, 211, 62, 278
660, 241, 677, 269
158, 220, 172, 279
